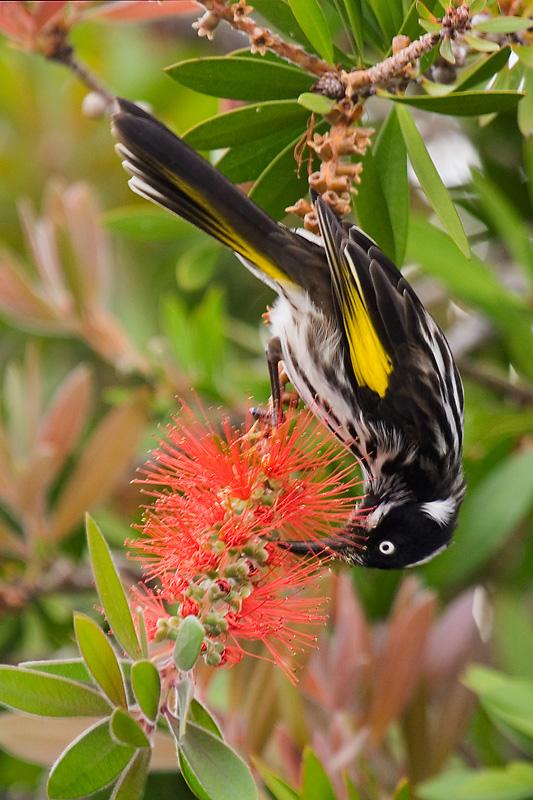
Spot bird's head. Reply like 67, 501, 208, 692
355, 498, 458, 569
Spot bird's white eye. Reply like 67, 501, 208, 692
379, 540, 396, 555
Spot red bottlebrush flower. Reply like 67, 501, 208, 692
130, 405, 364, 679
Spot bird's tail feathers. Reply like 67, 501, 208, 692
112, 98, 293, 287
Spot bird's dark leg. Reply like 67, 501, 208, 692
251, 336, 284, 426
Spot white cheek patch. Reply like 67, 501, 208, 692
406, 542, 450, 568
420, 498, 456, 527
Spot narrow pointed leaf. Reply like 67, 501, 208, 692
174, 615, 205, 671
471, 169, 533, 280
518, 67, 533, 137
353, 149, 396, 260
440, 37, 455, 63
394, 778, 412, 799
0, 666, 111, 717
111, 749, 150, 800
340, 0, 364, 59
419, 18, 441, 32
166, 57, 313, 101
22, 659, 92, 683
189, 699, 222, 738
110, 708, 150, 748
380, 89, 524, 116
74, 613, 127, 708
475, 16, 532, 33
86, 515, 142, 660
131, 660, 161, 722
396, 105, 469, 256
374, 107, 408, 264
183, 101, 309, 149
255, 762, 299, 800
249, 0, 313, 50
463, 33, 499, 52
454, 47, 510, 91
297, 92, 335, 115
302, 748, 335, 800
464, 666, 533, 740
287, 0, 334, 63
178, 722, 258, 800
47, 719, 134, 799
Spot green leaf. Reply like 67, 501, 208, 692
416, 1, 437, 21
111, 749, 150, 800
166, 57, 313, 101
454, 47, 511, 91
22, 659, 92, 684
518, 67, 533, 137
110, 708, 150, 748
178, 722, 258, 800
302, 748, 335, 800
439, 37, 456, 64
380, 89, 524, 116
297, 92, 335, 115
515, 45, 533, 69
394, 778, 411, 799
396, 105, 469, 256
174, 615, 205, 671
340, 0, 364, 60
464, 666, 533, 740
463, 33, 499, 52
374, 107, 409, 264
183, 101, 309, 149
0, 666, 111, 717
74, 613, 127, 709
494, 596, 533, 680
131, 660, 161, 723
423, 449, 533, 587
250, 0, 314, 51
103, 206, 189, 241
216, 126, 306, 183
419, 764, 533, 800
47, 719, 134, 800
475, 16, 532, 33
407, 217, 533, 376
189, 699, 223, 738
472, 169, 533, 281
353, 148, 396, 260
255, 762, 299, 800
177, 677, 194, 740
86, 514, 141, 661
407, 217, 526, 316
287, 0, 334, 62
419, 18, 441, 33
372, 0, 403, 41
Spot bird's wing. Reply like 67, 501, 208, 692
315, 197, 464, 453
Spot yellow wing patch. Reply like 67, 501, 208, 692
342, 272, 392, 397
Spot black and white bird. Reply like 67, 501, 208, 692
112, 98, 466, 570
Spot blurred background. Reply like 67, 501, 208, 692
0, 2, 532, 798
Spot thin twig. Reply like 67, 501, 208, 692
197, 0, 331, 76
48, 40, 115, 107
343, 33, 439, 94
459, 360, 533, 405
